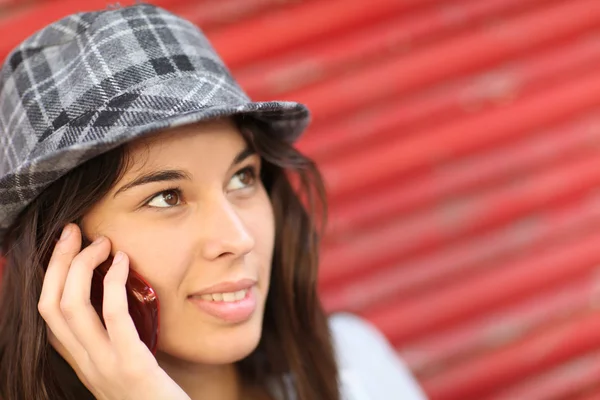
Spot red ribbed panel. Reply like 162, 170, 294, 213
2, 1, 600, 398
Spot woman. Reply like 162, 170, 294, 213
0, 4, 426, 400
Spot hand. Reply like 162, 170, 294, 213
38, 224, 190, 400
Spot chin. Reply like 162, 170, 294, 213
157, 312, 265, 365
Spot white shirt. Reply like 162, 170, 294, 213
330, 313, 428, 400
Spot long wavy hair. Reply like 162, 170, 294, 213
0, 117, 339, 400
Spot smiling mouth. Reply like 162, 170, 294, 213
188, 287, 257, 323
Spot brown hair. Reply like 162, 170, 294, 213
0, 117, 340, 400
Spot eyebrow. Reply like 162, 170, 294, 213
113, 170, 191, 197
233, 146, 255, 166
113, 146, 256, 197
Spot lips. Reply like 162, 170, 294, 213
189, 278, 256, 297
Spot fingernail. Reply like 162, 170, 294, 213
113, 251, 124, 264
59, 225, 72, 241
92, 236, 106, 245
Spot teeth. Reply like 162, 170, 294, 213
212, 293, 223, 301
196, 289, 248, 302
234, 289, 246, 301
222, 292, 236, 302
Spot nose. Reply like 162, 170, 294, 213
198, 196, 255, 261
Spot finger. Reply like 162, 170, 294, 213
39, 223, 81, 307
60, 235, 112, 359
38, 224, 88, 362
103, 252, 148, 356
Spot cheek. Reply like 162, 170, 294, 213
82, 214, 188, 296
254, 195, 276, 304
110, 228, 191, 297
246, 191, 276, 269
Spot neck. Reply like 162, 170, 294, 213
156, 352, 270, 400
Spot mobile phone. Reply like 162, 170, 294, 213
83, 238, 160, 355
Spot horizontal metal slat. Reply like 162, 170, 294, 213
399, 275, 600, 377
421, 311, 600, 400
570, 388, 600, 400
171, 0, 309, 30
319, 67, 600, 199
0, 0, 30, 7
206, 0, 445, 68
0, 3, 35, 24
365, 227, 600, 347
279, 0, 600, 123
235, 0, 554, 99
299, 32, 600, 161
323, 110, 600, 236
319, 149, 600, 287
322, 191, 600, 311
488, 350, 600, 400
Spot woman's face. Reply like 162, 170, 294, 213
81, 118, 275, 366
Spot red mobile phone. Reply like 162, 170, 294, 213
84, 239, 160, 355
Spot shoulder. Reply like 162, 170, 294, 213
328, 313, 428, 400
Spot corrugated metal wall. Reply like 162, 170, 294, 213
2, 1, 600, 398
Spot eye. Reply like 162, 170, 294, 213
146, 189, 182, 208
227, 166, 257, 191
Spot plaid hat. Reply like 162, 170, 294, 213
0, 3, 310, 247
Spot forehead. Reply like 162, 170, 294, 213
124, 118, 247, 171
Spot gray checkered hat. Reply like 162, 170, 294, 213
0, 4, 310, 246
